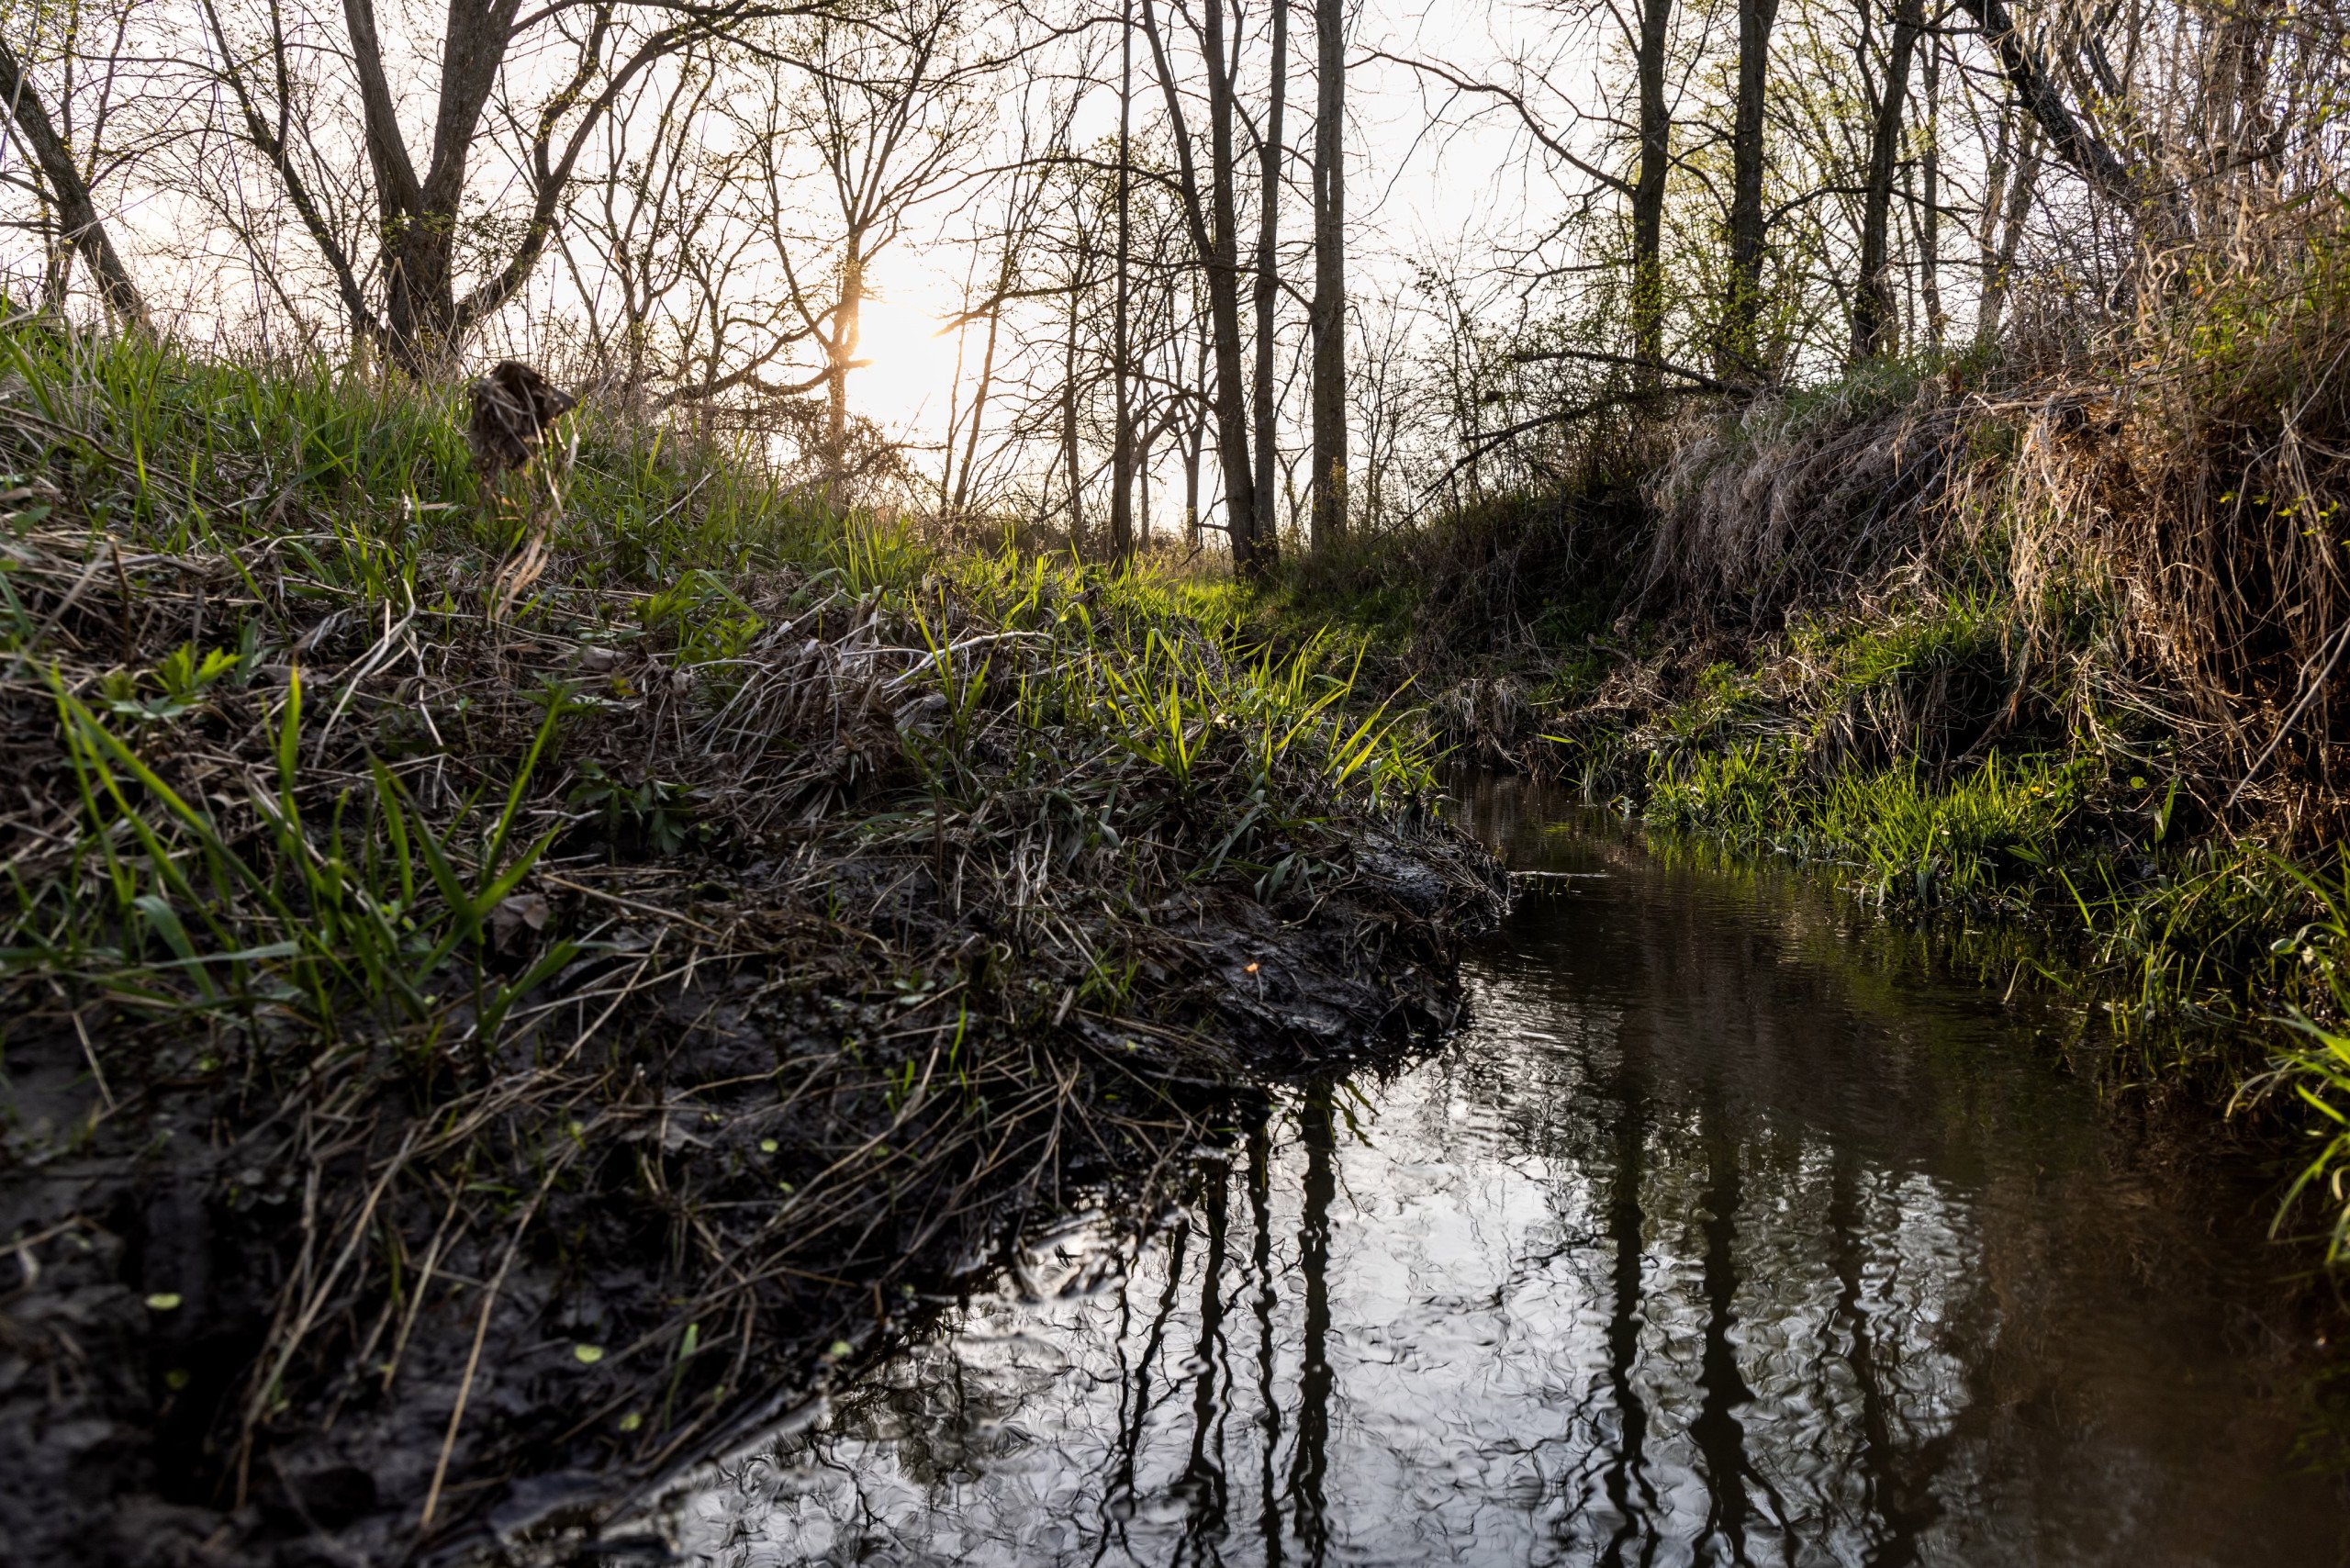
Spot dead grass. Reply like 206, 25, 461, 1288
1631, 212, 2350, 837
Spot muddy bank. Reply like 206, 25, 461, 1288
3, 821, 1495, 1568
0, 372, 1504, 1568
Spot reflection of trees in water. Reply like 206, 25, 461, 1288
1101, 1207, 1192, 1562
670, 783, 2333, 1566
1829, 1147, 1941, 1565
1174, 1156, 1231, 1564
677, 1077, 1984, 1566
1591, 1009, 1658, 1568
1248, 1120, 1282, 1568
1287, 1084, 1335, 1568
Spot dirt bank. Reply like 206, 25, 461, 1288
0, 343, 1505, 1567
2, 812, 1496, 1568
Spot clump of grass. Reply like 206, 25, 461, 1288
1645, 736, 2087, 911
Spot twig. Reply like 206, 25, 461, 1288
418, 1148, 573, 1537
2227, 618, 2350, 811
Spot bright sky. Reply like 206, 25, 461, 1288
844, 0, 1593, 445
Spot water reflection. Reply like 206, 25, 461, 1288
675, 776, 2347, 1567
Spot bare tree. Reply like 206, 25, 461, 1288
554, 55, 753, 409
1111, 0, 1137, 558
1630, 0, 1675, 382
1852, 0, 1924, 357
1952, 0, 2149, 225
0, 25, 143, 324
943, 69, 1080, 517
1916, 28, 1944, 349
1723, 0, 1780, 375
1249, 0, 1287, 567
196, 0, 824, 372
741, 0, 990, 503
1976, 103, 2040, 345
1142, 0, 1262, 574
1308, 0, 1346, 547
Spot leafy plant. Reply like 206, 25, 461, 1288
568, 760, 699, 856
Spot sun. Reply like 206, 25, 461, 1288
850, 286, 962, 435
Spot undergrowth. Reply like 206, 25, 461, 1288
1586, 585, 2350, 1258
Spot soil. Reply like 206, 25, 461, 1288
1, 813, 1504, 1568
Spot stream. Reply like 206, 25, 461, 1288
666, 772, 2349, 1567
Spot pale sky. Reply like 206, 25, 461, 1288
840, 0, 1598, 441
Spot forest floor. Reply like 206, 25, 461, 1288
0, 333, 1503, 1568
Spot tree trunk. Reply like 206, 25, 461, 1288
1852, 0, 1923, 360
829, 252, 864, 509
1250, 0, 1288, 570
1630, 0, 1674, 384
954, 251, 1013, 515
1110, 0, 1136, 561
1723, 0, 1778, 378
346, 0, 519, 370
1138, 414, 1153, 550
1919, 36, 1945, 350
1308, 0, 1347, 549
384, 230, 461, 371
1184, 427, 1203, 548
1142, 0, 1259, 573
0, 34, 144, 327
1952, 0, 2162, 231
1063, 251, 1083, 550
1977, 117, 2041, 346
1185, 326, 1206, 548
938, 271, 973, 512
1200, 0, 1260, 574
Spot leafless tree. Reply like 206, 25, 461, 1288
1142, 0, 1264, 573
1852, 0, 1924, 357
736, 0, 991, 502
0, 15, 144, 324
195, 0, 829, 371
1307, 0, 1345, 546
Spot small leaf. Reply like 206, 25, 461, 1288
573, 1343, 605, 1365
145, 1293, 183, 1312
490, 891, 551, 951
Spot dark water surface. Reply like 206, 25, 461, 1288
673, 775, 2347, 1566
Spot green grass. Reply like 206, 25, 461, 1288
1644, 740, 2088, 907
0, 322, 1434, 1044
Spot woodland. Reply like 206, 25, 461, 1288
0, 0, 2347, 1560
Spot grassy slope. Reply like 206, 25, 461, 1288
0, 328, 1500, 1565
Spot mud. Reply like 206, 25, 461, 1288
2, 815, 1502, 1568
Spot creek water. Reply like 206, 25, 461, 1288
672, 773, 2348, 1567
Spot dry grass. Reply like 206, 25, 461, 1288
1632, 212, 2350, 837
